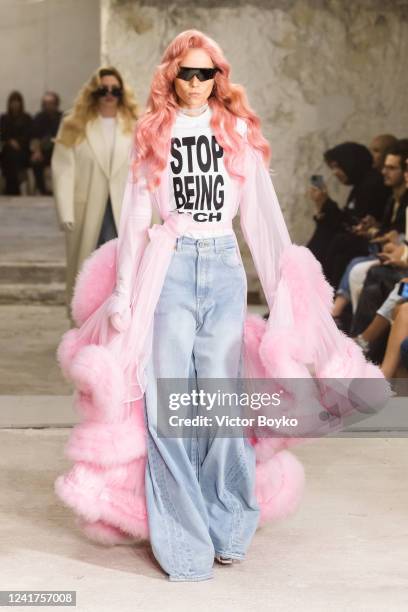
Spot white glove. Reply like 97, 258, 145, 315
106, 293, 131, 332
110, 311, 130, 333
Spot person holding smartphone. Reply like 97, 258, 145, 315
350, 232, 408, 354
330, 144, 408, 326
306, 173, 343, 271
307, 142, 391, 287
352, 276, 408, 378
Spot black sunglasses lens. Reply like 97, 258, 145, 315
95, 86, 122, 97
177, 67, 218, 81
177, 67, 195, 81
197, 68, 217, 81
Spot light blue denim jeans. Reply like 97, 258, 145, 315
142, 234, 260, 582
336, 254, 378, 300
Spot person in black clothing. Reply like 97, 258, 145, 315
0, 91, 33, 195
352, 140, 408, 243
372, 189, 408, 239
307, 141, 391, 287
30, 92, 62, 195
350, 264, 407, 339
349, 151, 408, 360
331, 141, 408, 324
369, 133, 398, 172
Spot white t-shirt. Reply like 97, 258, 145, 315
101, 116, 116, 171
168, 105, 235, 238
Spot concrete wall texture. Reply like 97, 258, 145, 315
101, 0, 408, 243
0, 0, 100, 117
1, 0, 407, 242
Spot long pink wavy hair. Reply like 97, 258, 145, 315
131, 29, 271, 190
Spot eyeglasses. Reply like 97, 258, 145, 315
93, 86, 123, 98
176, 66, 220, 82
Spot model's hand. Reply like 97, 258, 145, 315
107, 293, 132, 333
110, 313, 124, 332
109, 312, 130, 333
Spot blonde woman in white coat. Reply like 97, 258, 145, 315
51, 66, 140, 323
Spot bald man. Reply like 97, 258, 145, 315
369, 133, 398, 171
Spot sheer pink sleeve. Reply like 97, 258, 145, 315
239, 139, 292, 311
106, 156, 153, 322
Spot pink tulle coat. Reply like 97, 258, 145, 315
54, 117, 390, 546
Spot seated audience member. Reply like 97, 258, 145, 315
307, 142, 391, 285
353, 277, 407, 356
380, 301, 408, 378
0, 91, 32, 195
30, 91, 62, 195
332, 142, 408, 323
401, 337, 408, 369
369, 133, 398, 172
351, 240, 408, 339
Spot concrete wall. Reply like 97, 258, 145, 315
0, 0, 100, 116
101, 0, 408, 243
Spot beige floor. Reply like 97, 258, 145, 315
1, 429, 407, 611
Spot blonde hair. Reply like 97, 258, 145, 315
57, 66, 139, 147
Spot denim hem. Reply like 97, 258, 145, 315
168, 571, 214, 582
215, 550, 245, 560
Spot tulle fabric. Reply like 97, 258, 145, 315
110, 213, 235, 403
108, 123, 294, 403
239, 144, 292, 311
68, 117, 392, 419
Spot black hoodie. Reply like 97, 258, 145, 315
323, 142, 391, 225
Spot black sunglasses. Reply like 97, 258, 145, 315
93, 86, 123, 98
176, 66, 220, 82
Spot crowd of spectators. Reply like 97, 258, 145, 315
307, 135, 408, 378
1, 87, 406, 377
0, 90, 62, 195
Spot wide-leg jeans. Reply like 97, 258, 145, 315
142, 234, 260, 582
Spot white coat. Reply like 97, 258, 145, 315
51, 113, 159, 317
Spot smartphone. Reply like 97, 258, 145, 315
398, 281, 408, 299
310, 174, 326, 190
